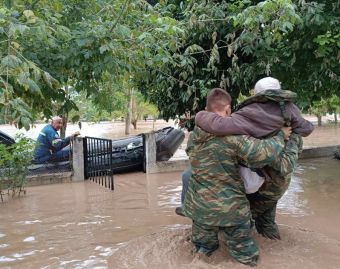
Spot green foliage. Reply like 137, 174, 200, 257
310, 95, 340, 116
131, 91, 158, 128
67, 86, 159, 125
309, 99, 328, 116
309, 95, 340, 125
138, 0, 339, 120
0, 135, 34, 201
269, 1, 340, 109
0, 6, 60, 129
1, 0, 338, 129
326, 95, 340, 115
68, 91, 114, 122
0, 0, 181, 130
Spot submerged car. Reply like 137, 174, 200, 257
0, 127, 185, 174
85, 126, 185, 174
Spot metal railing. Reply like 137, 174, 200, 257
83, 137, 114, 190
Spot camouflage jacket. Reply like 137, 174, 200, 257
237, 89, 297, 110
183, 127, 301, 227
257, 133, 303, 201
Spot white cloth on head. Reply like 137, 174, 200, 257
240, 166, 265, 194
254, 77, 281, 95
51, 116, 62, 121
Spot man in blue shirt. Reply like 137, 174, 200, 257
33, 116, 80, 163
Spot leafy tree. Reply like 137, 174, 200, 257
324, 95, 340, 124
68, 91, 113, 123
309, 98, 328, 126
269, 0, 340, 108
138, 0, 339, 124
0, 4, 61, 130
1, 0, 182, 134
131, 91, 158, 130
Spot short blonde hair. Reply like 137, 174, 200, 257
206, 88, 232, 111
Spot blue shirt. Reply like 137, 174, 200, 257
33, 124, 71, 160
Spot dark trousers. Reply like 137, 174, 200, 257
36, 147, 70, 163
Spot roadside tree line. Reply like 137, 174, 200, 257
0, 0, 339, 134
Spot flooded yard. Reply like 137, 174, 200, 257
0, 158, 339, 268
1, 118, 340, 148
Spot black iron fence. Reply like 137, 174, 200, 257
83, 137, 114, 190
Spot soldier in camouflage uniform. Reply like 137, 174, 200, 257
193, 78, 312, 240
183, 88, 302, 266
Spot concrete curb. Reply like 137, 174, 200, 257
26, 172, 72, 187
299, 144, 340, 159
146, 144, 340, 173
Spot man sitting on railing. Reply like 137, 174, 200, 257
33, 116, 80, 163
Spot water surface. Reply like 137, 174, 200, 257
0, 158, 339, 268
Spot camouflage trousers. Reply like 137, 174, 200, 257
191, 220, 259, 266
247, 192, 280, 240
246, 171, 292, 240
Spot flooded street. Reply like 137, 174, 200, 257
1, 119, 340, 149
0, 158, 340, 268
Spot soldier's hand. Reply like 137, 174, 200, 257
281, 127, 292, 141
71, 131, 80, 137
178, 118, 188, 129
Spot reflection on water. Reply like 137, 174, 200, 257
0, 158, 339, 268
277, 166, 309, 216
0, 172, 188, 268
157, 185, 182, 208
278, 158, 340, 219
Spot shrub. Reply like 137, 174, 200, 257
0, 135, 34, 202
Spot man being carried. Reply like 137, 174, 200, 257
192, 77, 313, 239
33, 116, 80, 163
183, 88, 301, 266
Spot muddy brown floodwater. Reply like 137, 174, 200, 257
0, 158, 340, 269
2, 119, 340, 147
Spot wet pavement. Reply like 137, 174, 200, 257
0, 158, 339, 268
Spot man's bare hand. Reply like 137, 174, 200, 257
71, 131, 80, 138
281, 127, 292, 141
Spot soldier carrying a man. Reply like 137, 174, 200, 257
182, 88, 303, 266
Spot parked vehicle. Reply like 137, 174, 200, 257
0, 127, 185, 174
86, 127, 185, 173
0, 130, 15, 147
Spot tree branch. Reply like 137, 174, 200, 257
110, 0, 131, 33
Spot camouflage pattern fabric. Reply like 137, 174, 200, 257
183, 127, 302, 264
238, 90, 303, 239
183, 127, 287, 227
238, 90, 302, 239
248, 133, 303, 239
237, 89, 297, 110
192, 220, 259, 266
247, 192, 280, 239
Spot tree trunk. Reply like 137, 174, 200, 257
317, 115, 322, 126
132, 120, 137, 129
60, 85, 69, 138
60, 113, 68, 138
125, 88, 133, 135
334, 112, 338, 124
